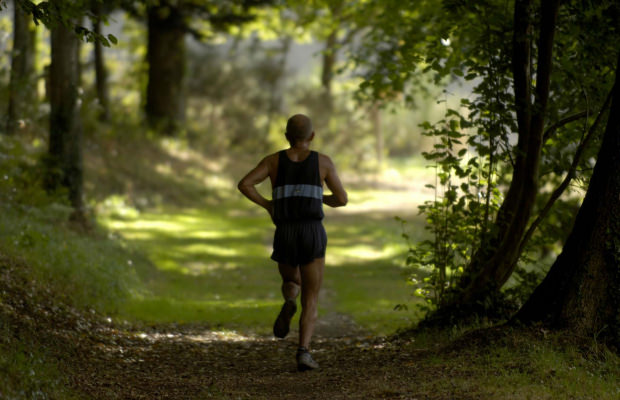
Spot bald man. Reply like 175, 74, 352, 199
238, 114, 348, 371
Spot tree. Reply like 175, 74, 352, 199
452, 0, 562, 307
515, 50, 620, 345
141, 0, 274, 135
10, 0, 117, 221
6, 0, 37, 135
45, 2, 85, 220
354, 0, 619, 320
91, 0, 110, 121
145, 2, 186, 134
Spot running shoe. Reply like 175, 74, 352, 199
273, 299, 297, 338
296, 347, 319, 371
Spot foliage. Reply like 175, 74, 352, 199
399, 103, 504, 310
361, 0, 620, 313
8, 0, 119, 45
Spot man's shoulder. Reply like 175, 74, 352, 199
261, 151, 281, 163
316, 152, 334, 166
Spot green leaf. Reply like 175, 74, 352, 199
108, 34, 118, 45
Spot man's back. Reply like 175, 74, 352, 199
262, 149, 348, 208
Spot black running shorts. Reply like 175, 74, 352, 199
271, 220, 327, 266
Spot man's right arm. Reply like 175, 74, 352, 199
237, 156, 273, 214
322, 156, 348, 208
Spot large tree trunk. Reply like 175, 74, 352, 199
6, 0, 36, 135
92, 2, 110, 121
145, 3, 186, 135
46, 17, 84, 219
515, 51, 620, 344
451, 0, 561, 308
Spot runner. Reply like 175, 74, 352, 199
237, 114, 348, 371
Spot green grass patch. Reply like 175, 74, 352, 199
402, 328, 620, 399
0, 202, 144, 314
98, 187, 425, 335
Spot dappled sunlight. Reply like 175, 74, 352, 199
98, 182, 423, 333
182, 261, 240, 275
326, 188, 430, 215
183, 243, 240, 257
327, 243, 401, 263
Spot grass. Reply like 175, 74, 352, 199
81, 133, 433, 335
398, 327, 620, 399
97, 189, 425, 335
0, 133, 432, 334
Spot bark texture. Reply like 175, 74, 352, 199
321, 30, 337, 97
47, 18, 84, 216
93, 2, 110, 121
453, 0, 561, 307
145, 4, 186, 135
6, 0, 36, 135
515, 51, 620, 344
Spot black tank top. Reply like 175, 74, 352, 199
272, 150, 324, 224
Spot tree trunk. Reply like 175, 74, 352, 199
370, 102, 383, 169
46, 17, 84, 219
321, 30, 337, 98
515, 50, 620, 345
451, 0, 561, 308
6, 0, 36, 135
92, 2, 110, 121
263, 36, 291, 144
145, 3, 186, 135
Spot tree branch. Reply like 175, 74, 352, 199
517, 88, 614, 256
543, 111, 588, 143
339, 26, 362, 46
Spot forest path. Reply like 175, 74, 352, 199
1, 253, 440, 400
75, 203, 432, 399
71, 322, 432, 399
77, 182, 433, 398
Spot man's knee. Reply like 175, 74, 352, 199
283, 279, 301, 288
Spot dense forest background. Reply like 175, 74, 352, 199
1, 0, 619, 398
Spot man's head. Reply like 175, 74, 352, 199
285, 114, 314, 145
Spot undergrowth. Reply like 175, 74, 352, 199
0, 134, 147, 397
0, 135, 146, 313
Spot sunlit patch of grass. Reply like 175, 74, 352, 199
98, 188, 426, 335
91, 137, 432, 334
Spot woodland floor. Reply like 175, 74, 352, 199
1, 253, 523, 400
9, 252, 617, 400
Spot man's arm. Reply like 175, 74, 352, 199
322, 156, 348, 208
238, 156, 272, 213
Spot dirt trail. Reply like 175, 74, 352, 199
72, 288, 426, 399
72, 323, 428, 400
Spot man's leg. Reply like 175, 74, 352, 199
298, 257, 324, 349
278, 263, 301, 300
273, 263, 301, 338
